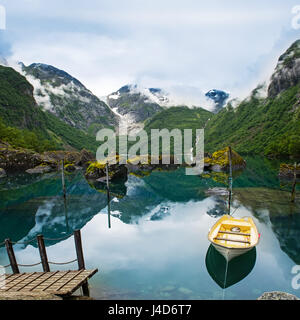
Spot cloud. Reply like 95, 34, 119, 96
0, 32, 11, 57
2, 0, 300, 104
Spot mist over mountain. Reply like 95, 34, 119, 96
19, 62, 118, 135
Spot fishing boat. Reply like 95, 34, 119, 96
208, 215, 259, 261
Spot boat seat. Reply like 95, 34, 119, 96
214, 237, 250, 244
218, 231, 251, 237
221, 220, 251, 227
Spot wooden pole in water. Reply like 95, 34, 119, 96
61, 159, 69, 231
61, 159, 66, 200
106, 162, 111, 229
291, 162, 297, 203
5, 239, 19, 274
37, 235, 50, 272
74, 229, 90, 296
228, 146, 233, 214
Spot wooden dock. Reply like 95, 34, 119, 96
0, 269, 97, 296
0, 229, 98, 298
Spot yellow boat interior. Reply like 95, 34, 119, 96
208, 215, 259, 249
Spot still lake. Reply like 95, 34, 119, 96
0, 156, 299, 300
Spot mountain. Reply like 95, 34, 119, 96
107, 84, 164, 123
20, 63, 118, 135
0, 65, 101, 152
204, 40, 300, 157
144, 106, 212, 132
268, 39, 300, 97
205, 89, 229, 113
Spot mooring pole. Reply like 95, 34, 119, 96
291, 162, 297, 203
37, 235, 50, 272
74, 230, 90, 296
228, 146, 233, 214
61, 159, 66, 200
5, 239, 19, 274
106, 162, 111, 229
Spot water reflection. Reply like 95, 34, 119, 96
205, 244, 257, 289
0, 157, 300, 299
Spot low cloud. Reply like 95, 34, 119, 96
2, 0, 300, 104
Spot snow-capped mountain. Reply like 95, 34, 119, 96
18, 62, 118, 134
107, 84, 165, 124
205, 89, 230, 113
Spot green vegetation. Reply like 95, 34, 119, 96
0, 116, 56, 152
0, 65, 99, 153
144, 106, 211, 131
204, 85, 300, 157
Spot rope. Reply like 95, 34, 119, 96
0, 264, 11, 268
17, 262, 42, 267
11, 238, 36, 245
230, 206, 240, 216
48, 259, 77, 265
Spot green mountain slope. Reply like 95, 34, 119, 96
144, 106, 212, 131
205, 40, 300, 157
0, 66, 99, 152
204, 85, 300, 156
21, 63, 118, 135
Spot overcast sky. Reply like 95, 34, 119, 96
0, 0, 300, 102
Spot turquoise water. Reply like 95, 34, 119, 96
0, 156, 299, 299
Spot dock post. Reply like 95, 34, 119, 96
5, 239, 19, 274
74, 230, 90, 296
37, 235, 50, 272
106, 162, 111, 229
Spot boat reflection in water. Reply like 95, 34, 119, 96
205, 244, 256, 289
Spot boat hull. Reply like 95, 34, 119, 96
212, 242, 253, 261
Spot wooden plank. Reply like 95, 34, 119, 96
7, 273, 37, 291
0, 270, 98, 296
214, 237, 250, 244
218, 230, 251, 236
27, 271, 60, 291
0, 273, 23, 289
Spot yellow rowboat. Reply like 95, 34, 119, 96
208, 215, 260, 261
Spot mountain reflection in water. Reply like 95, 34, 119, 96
0, 156, 299, 299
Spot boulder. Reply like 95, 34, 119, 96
26, 165, 53, 174
257, 291, 299, 300
204, 147, 246, 172
279, 163, 300, 180
0, 146, 44, 173
75, 149, 95, 167
85, 161, 128, 182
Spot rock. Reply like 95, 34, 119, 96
0, 146, 44, 173
257, 291, 299, 300
279, 163, 300, 180
178, 287, 193, 295
204, 147, 246, 172
75, 149, 95, 167
0, 168, 6, 178
160, 285, 176, 292
85, 161, 128, 182
26, 165, 53, 174
268, 40, 300, 98
64, 163, 81, 172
